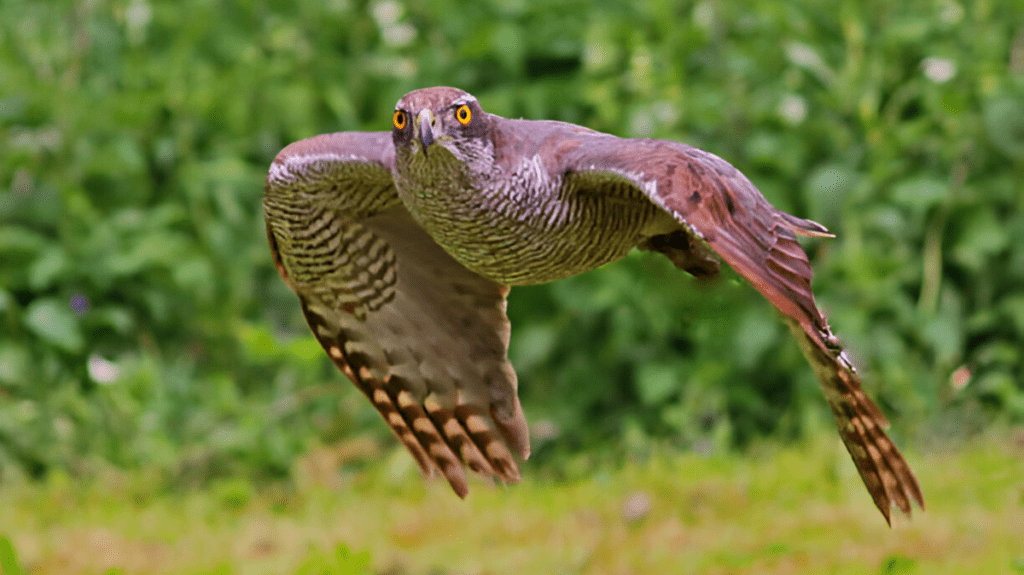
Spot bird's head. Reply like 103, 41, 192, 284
392, 87, 492, 172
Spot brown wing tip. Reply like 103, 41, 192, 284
836, 380, 925, 524
314, 333, 524, 498
492, 401, 532, 460
424, 396, 499, 479
455, 403, 523, 484
842, 419, 925, 526
779, 212, 835, 238
782, 317, 923, 525
363, 383, 526, 498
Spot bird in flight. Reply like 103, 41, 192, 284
263, 86, 923, 524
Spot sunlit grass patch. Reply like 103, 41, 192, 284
0, 432, 1021, 574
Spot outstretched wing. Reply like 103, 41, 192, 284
264, 132, 530, 496
546, 131, 923, 524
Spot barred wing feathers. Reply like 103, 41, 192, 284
547, 131, 924, 524
264, 132, 530, 496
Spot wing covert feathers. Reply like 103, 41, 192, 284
264, 134, 529, 496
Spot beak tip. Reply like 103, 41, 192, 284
417, 111, 435, 149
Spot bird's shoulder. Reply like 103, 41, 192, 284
268, 131, 396, 184
486, 116, 720, 179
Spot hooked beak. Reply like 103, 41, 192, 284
416, 109, 436, 150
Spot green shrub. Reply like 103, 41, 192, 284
1, 0, 1021, 480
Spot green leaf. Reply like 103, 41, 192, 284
0, 344, 30, 386
28, 246, 69, 291
805, 164, 857, 225
734, 308, 780, 369
293, 542, 373, 575
0, 226, 47, 258
0, 535, 23, 575
333, 542, 372, 574
172, 257, 215, 303
237, 322, 280, 361
921, 313, 962, 366
891, 177, 948, 211
510, 323, 557, 372
880, 553, 917, 574
635, 361, 683, 405
93, 305, 135, 335
23, 298, 85, 353
286, 336, 326, 363
983, 97, 1024, 159
974, 371, 1016, 403
952, 210, 1010, 272
1002, 295, 1024, 337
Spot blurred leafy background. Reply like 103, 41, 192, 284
1, 0, 1023, 492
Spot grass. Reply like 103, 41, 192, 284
0, 432, 1021, 575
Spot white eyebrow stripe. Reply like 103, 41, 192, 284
450, 94, 478, 107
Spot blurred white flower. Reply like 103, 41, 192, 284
630, 111, 654, 137
88, 354, 120, 384
622, 491, 652, 523
125, 0, 152, 44
786, 42, 836, 85
584, 42, 613, 70
372, 1, 416, 47
940, 0, 964, 23
922, 57, 956, 83
382, 23, 416, 47
653, 101, 679, 125
779, 94, 808, 125
693, 0, 716, 31
371, 0, 402, 25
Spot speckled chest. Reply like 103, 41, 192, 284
393, 144, 666, 286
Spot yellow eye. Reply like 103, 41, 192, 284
393, 110, 407, 130
455, 105, 471, 125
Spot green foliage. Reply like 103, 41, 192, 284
1, 0, 1022, 481
294, 544, 373, 575
0, 536, 22, 575
880, 554, 917, 575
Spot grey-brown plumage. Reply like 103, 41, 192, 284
264, 86, 923, 524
